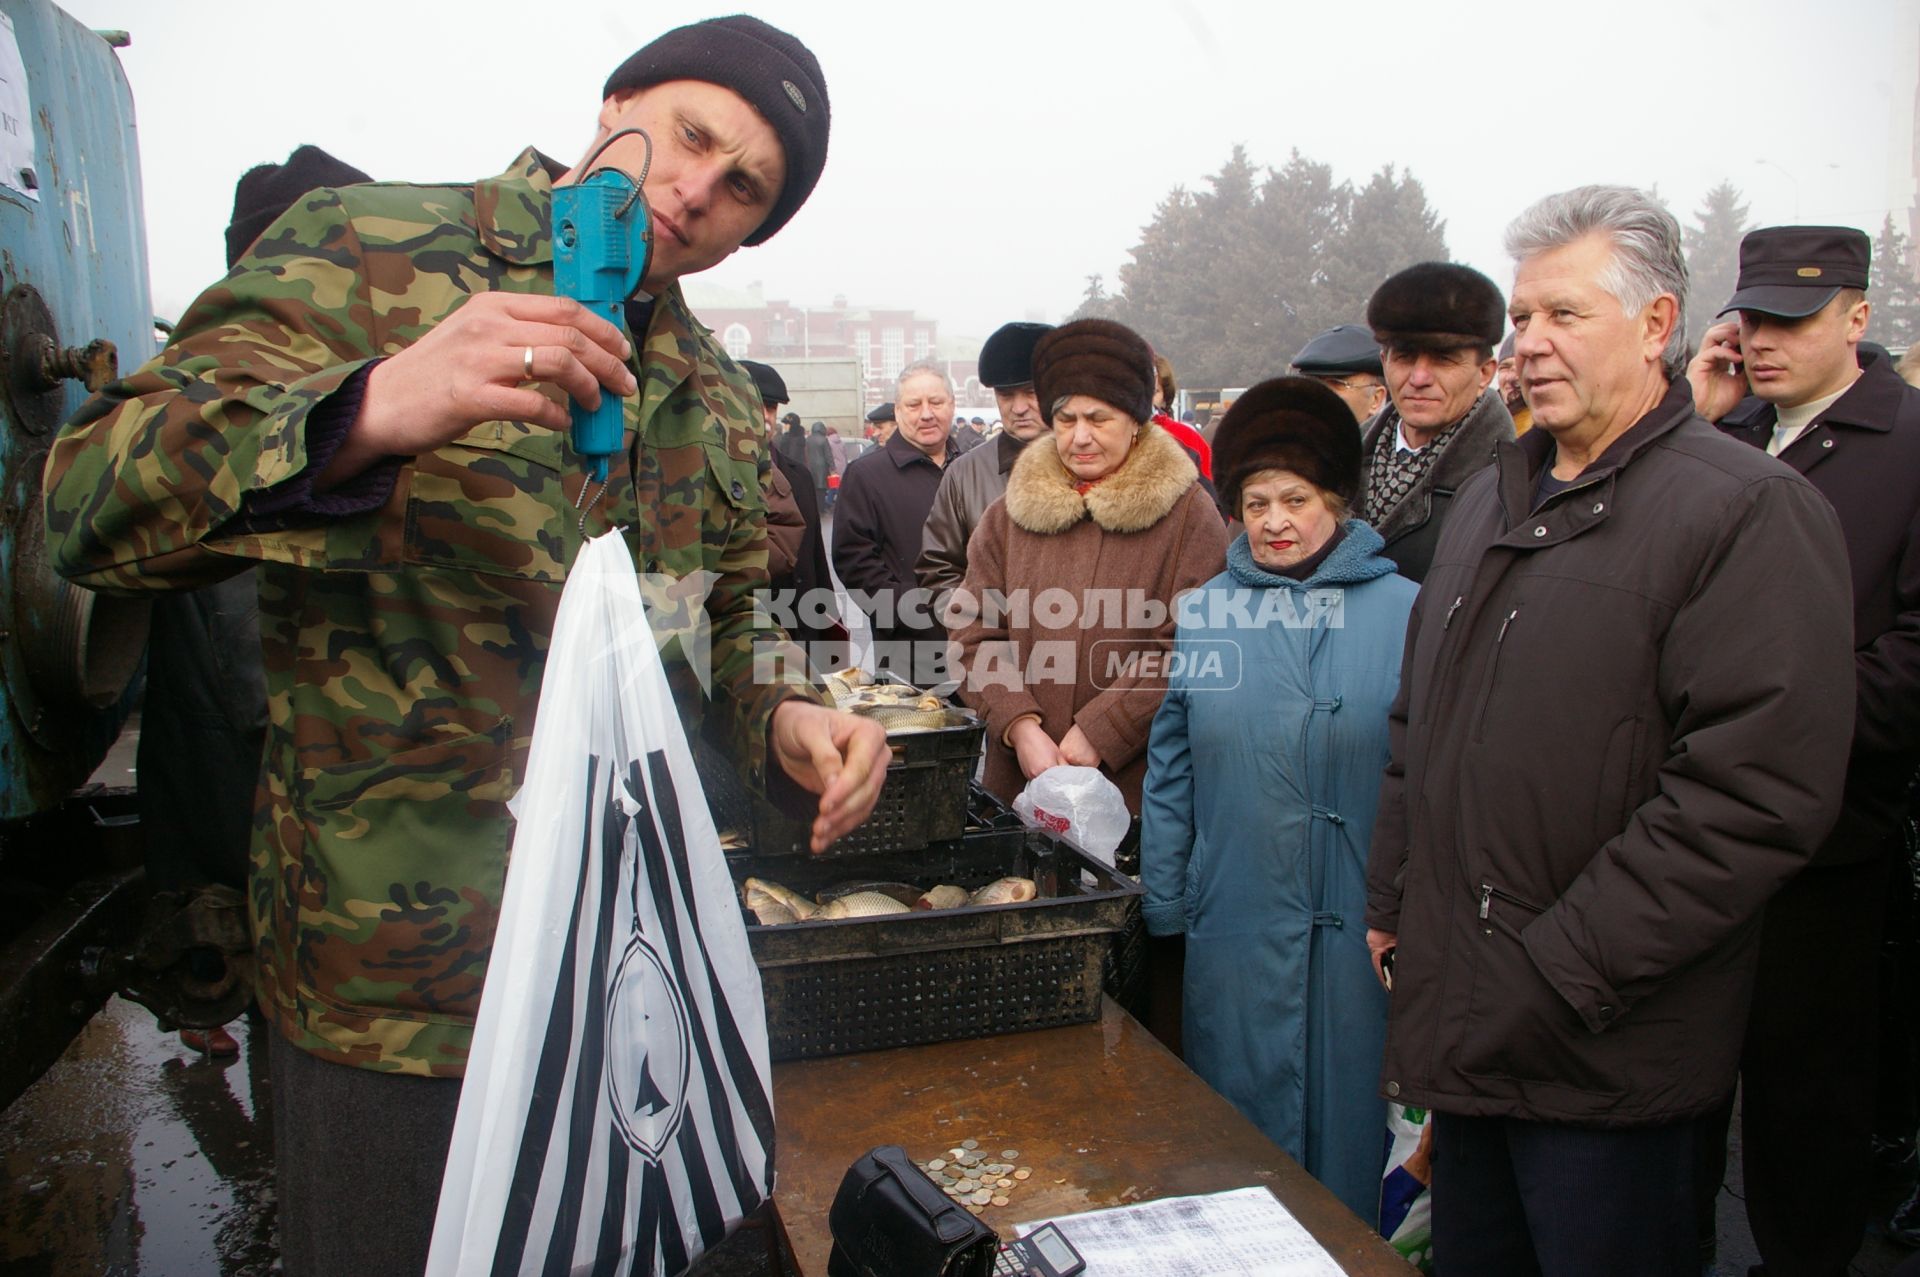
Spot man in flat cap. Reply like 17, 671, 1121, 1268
1291, 322, 1388, 425
951, 411, 986, 457
1686, 225, 1920, 1276
918, 321, 1053, 599
42, 17, 888, 1272
1358, 263, 1516, 583
866, 400, 897, 445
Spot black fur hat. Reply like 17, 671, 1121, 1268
1367, 261, 1505, 354
1212, 377, 1363, 512
978, 321, 1053, 388
226, 145, 371, 268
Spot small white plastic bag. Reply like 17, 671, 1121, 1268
1013, 765, 1129, 866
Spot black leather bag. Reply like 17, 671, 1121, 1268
826, 1144, 998, 1277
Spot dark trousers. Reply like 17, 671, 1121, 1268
1696, 854, 1890, 1277
1431, 1110, 1700, 1277
270, 1031, 462, 1277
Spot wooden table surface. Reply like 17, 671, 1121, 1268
769, 999, 1413, 1275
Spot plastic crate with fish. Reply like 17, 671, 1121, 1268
725, 811, 1142, 1061
707, 670, 986, 857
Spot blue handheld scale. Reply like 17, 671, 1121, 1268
551, 135, 653, 482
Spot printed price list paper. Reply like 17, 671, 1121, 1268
1020, 1185, 1347, 1277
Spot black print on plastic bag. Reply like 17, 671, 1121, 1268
489, 751, 775, 1277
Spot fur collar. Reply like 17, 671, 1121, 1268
1004, 421, 1198, 535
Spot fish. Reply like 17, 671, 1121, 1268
969, 877, 1038, 906
818, 881, 923, 907
856, 703, 952, 732
814, 892, 913, 920
913, 884, 971, 911
743, 877, 818, 923
746, 898, 798, 927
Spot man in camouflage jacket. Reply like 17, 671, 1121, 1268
42, 18, 883, 1270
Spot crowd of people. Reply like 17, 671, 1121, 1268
40, 11, 1920, 1277
822, 201, 1920, 1277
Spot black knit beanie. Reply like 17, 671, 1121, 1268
1031, 319, 1157, 426
602, 15, 829, 247
226, 145, 371, 267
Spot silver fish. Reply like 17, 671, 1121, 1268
815, 892, 913, 920
819, 881, 923, 907
969, 877, 1038, 906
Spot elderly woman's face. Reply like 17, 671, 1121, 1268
1052, 395, 1138, 483
1241, 470, 1340, 572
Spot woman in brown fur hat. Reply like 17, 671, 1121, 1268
947, 319, 1227, 813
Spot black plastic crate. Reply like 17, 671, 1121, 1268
697, 707, 985, 858
727, 823, 1141, 1060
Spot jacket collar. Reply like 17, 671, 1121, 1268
883, 428, 948, 471
995, 429, 1031, 476
1004, 418, 1197, 535
1498, 377, 1694, 526
474, 147, 567, 265
1721, 354, 1905, 437
1226, 519, 1398, 590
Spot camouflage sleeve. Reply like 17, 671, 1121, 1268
44, 187, 385, 594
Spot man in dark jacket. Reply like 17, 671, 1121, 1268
917, 321, 1051, 599
740, 361, 842, 666
1685, 225, 1920, 1276
805, 421, 835, 497
1356, 263, 1517, 584
1364, 186, 1856, 1275
776, 410, 810, 469
833, 361, 955, 681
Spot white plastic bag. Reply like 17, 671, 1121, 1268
1013, 765, 1129, 864
1378, 1103, 1434, 1272
427, 532, 774, 1277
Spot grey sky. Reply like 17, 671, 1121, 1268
64, 0, 1920, 353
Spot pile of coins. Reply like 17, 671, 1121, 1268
916, 1138, 1036, 1215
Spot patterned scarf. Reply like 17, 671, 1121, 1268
1365, 404, 1469, 525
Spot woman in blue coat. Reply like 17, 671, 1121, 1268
1141, 377, 1417, 1223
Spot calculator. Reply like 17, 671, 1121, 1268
993, 1222, 1086, 1277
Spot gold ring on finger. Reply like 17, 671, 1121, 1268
523, 345, 536, 380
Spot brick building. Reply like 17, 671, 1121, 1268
684, 281, 991, 414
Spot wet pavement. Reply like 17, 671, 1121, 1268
0, 997, 276, 1276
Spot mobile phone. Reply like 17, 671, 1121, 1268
1381, 947, 1397, 991
995, 1223, 1086, 1277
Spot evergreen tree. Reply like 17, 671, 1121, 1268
1322, 164, 1449, 331
1869, 214, 1920, 355
1091, 146, 1451, 390
1068, 274, 1118, 323
1682, 181, 1751, 351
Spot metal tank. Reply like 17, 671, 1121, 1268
0, 0, 150, 820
